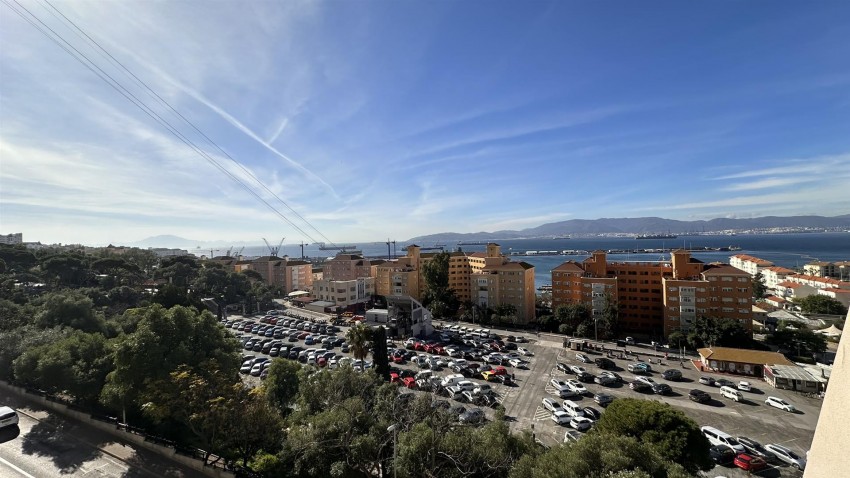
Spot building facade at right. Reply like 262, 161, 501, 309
551, 250, 752, 339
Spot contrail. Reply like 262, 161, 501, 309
120, 49, 339, 198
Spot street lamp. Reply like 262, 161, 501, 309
387, 423, 399, 478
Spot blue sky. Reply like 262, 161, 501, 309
1, 1, 849, 245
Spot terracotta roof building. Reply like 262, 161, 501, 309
698, 346, 793, 376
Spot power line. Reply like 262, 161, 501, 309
38, 0, 338, 248
4, 0, 337, 248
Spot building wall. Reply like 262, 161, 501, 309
285, 262, 313, 293
314, 277, 374, 307
730, 254, 773, 276
552, 250, 753, 339
0, 233, 23, 245
322, 254, 373, 281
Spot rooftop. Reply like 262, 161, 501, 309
698, 346, 794, 366
731, 254, 774, 266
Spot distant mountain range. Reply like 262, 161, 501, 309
127, 235, 260, 250
407, 215, 850, 242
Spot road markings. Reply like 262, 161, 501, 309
0, 456, 36, 478
533, 406, 551, 421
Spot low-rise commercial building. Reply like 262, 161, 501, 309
313, 277, 375, 309
697, 346, 793, 377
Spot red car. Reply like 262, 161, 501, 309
389, 373, 401, 384
433, 345, 445, 355
402, 377, 417, 389
268, 317, 278, 325
317, 357, 327, 367
492, 366, 508, 376
423, 344, 436, 354
414, 342, 426, 351
734, 453, 767, 472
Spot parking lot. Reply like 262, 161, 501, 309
225, 311, 820, 477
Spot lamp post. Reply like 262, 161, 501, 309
387, 423, 399, 478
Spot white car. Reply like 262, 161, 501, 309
551, 410, 571, 425
764, 443, 806, 470
550, 379, 571, 393
566, 379, 588, 395
570, 365, 587, 375
542, 397, 563, 413
563, 429, 583, 443
508, 358, 526, 368
765, 396, 796, 412
518, 347, 534, 356
635, 376, 656, 387
570, 416, 593, 431
0, 406, 19, 429
737, 381, 752, 392
446, 347, 462, 358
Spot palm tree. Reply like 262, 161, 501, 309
346, 323, 373, 361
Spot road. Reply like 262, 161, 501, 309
0, 389, 209, 478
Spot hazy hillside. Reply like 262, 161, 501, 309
408, 215, 850, 242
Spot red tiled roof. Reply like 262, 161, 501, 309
702, 264, 751, 275
776, 281, 803, 288
765, 295, 787, 303
553, 261, 585, 273
731, 254, 773, 266
764, 266, 795, 274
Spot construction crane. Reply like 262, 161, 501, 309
225, 246, 234, 257
299, 242, 308, 260
234, 246, 244, 257
386, 239, 396, 259
262, 237, 285, 257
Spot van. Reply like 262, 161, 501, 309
701, 426, 745, 452
720, 386, 743, 402
562, 400, 584, 418
441, 374, 465, 388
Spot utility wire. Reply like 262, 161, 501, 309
4, 0, 336, 248
38, 0, 338, 249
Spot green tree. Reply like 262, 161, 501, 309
143, 364, 242, 466
12, 331, 114, 404
101, 305, 241, 418
593, 398, 713, 474
0, 325, 71, 380
494, 303, 518, 326
795, 295, 847, 315
41, 254, 92, 286
151, 283, 193, 308
509, 433, 691, 478
227, 388, 285, 467
0, 244, 37, 271
346, 323, 373, 361
0, 299, 34, 331
687, 316, 751, 349
767, 327, 827, 357
156, 256, 201, 287
554, 304, 590, 336
372, 326, 390, 380
421, 251, 459, 318
35, 291, 107, 333
263, 358, 303, 414
752, 272, 767, 299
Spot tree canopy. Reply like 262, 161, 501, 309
795, 295, 847, 316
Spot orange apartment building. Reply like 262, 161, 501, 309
552, 250, 752, 339
249, 256, 313, 294
375, 243, 536, 324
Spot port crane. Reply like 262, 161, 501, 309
262, 237, 285, 257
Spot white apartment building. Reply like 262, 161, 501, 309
730, 254, 774, 276
761, 266, 796, 291
0, 233, 23, 245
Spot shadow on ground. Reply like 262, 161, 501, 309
20, 414, 108, 474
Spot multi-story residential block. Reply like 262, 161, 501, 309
552, 250, 752, 339
0, 233, 23, 245
730, 254, 774, 275
249, 256, 313, 293
784, 274, 850, 291
761, 266, 796, 291
804, 261, 837, 278
314, 277, 375, 308
775, 281, 818, 302
322, 253, 376, 281
374, 243, 536, 324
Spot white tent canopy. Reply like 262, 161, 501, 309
288, 290, 310, 297
817, 325, 843, 337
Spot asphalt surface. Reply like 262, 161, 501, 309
235, 309, 822, 478
0, 389, 210, 478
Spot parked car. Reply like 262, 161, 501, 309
594, 357, 615, 369
570, 416, 593, 431
581, 406, 601, 420
599, 371, 623, 383
566, 379, 588, 395
689, 389, 710, 403
459, 408, 485, 424
594, 374, 616, 386
629, 381, 652, 392
576, 371, 595, 383
661, 369, 682, 381
570, 365, 587, 375
709, 445, 736, 466
575, 353, 590, 363
715, 378, 735, 388
624, 337, 635, 345
651, 383, 672, 395
563, 429, 583, 443
698, 376, 716, 386
737, 381, 752, 392
518, 347, 534, 356
627, 362, 651, 374
763, 443, 806, 469
542, 397, 563, 413
0, 406, 19, 429
734, 453, 767, 472
737, 436, 777, 461
551, 410, 571, 425
550, 379, 575, 398
594, 393, 615, 407
765, 396, 796, 412
557, 362, 570, 373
